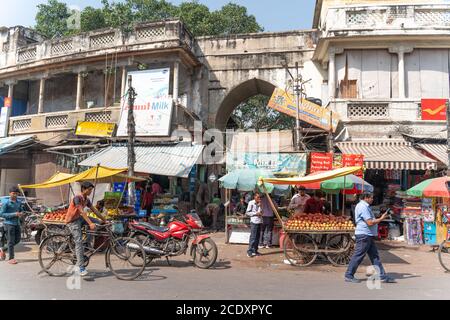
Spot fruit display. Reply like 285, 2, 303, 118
43, 209, 67, 223
285, 214, 355, 232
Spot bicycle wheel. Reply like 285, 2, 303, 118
39, 235, 74, 277
283, 234, 318, 267
326, 234, 355, 267
438, 241, 450, 272
130, 233, 154, 266
107, 237, 146, 281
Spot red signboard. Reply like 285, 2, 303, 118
342, 154, 364, 177
4, 97, 12, 108
421, 99, 447, 121
310, 153, 333, 173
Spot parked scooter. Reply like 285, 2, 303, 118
129, 211, 218, 269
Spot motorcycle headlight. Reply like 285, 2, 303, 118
196, 220, 204, 228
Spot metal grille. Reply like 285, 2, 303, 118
12, 119, 31, 132
18, 47, 37, 62
85, 111, 112, 123
51, 40, 73, 56
348, 104, 389, 118
136, 26, 165, 40
415, 9, 450, 26
46, 115, 68, 128
347, 10, 386, 26
89, 33, 115, 48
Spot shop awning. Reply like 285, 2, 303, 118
417, 144, 448, 166
79, 144, 205, 178
336, 140, 437, 170
0, 135, 35, 155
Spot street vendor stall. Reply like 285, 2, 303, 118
259, 166, 362, 267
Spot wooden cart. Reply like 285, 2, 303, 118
283, 229, 355, 267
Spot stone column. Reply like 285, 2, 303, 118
173, 61, 180, 125
328, 47, 344, 100
76, 72, 83, 111
38, 78, 46, 114
389, 46, 413, 99
121, 66, 127, 99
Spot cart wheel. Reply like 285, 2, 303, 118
438, 241, 450, 272
283, 234, 318, 267
326, 234, 355, 267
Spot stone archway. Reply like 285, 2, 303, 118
214, 78, 276, 131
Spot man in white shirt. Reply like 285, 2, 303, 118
246, 193, 263, 258
289, 187, 311, 216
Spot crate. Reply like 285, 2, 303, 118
424, 233, 437, 245
424, 222, 436, 235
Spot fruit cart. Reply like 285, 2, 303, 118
259, 166, 362, 267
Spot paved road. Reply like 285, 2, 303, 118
1, 236, 450, 300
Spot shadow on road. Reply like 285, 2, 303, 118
81, 268, 167, 282
147, 259, 232, 270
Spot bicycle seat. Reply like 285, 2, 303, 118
135, 222, 169, 233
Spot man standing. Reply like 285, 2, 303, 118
0, 187, 23, 264
65, 182, 107, 276
246, 193, 263, 258
289, 187, 310, 216
260, 194, 277, 249
344, 193, 395, 283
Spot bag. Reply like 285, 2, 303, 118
112, 222, 124, 235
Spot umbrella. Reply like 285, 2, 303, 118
406, 176, 450, 198
321, 175, 374, 194
219, 169, 289, 193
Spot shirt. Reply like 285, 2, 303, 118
246, 200, 263, 224
0, 199, 22, 226
261, 197, 275, 217
289, 194, 311, 214
235, 202, 247, 215
152, 183, 163, 195
355, 200, 378, 237
304, 198, 324, 214
65, 195, 93, 224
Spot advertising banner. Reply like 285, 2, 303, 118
226, 152, 307, 176
342, 154, 364, 177
267, 87, 340, 132
117, 68, 172, 137
421, 99, 448, 121
310, 152, 333, 173
76, 121, 116, 138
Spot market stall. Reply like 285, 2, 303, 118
259, 166, 362, 267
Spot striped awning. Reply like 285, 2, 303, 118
337, 140, 437, 170
418, 144, 448, 166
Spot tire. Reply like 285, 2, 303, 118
107, 237, 146, 281
325, 234, 355, 267
283, 234, 318, 267
130, 233, 155, 266
193, 238, 218, 269
39, 235, 74, 277
35, 229, 47, 245
438, 241, 450, 272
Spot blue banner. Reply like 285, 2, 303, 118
226, 152, 307, 175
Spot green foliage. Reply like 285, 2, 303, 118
211, 3, 263, 35
35, 0, 71, 38
80, 6, 107, 32
231, 95, 295, 131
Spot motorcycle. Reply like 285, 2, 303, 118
129, 211, 218, 269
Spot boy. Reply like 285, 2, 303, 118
0, 187, 23, 264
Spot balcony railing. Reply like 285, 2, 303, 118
9, 107, 121, 136
0, 20, 195, 69
322, 4, 450, 35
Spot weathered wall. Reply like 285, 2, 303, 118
44, 74, 77, 113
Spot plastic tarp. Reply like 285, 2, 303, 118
259, 166, 363, 185
20, 166, 133, 189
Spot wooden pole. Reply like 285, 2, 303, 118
342, 175, 346, 216
225, 188, 229, 244
261, 181, 285, 231
91, 164, 101, 204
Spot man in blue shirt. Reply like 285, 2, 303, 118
0, 187, 23, 264
345, 193, 395, 283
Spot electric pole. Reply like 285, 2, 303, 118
294, 62, 303, 151
127, 75, 137, 207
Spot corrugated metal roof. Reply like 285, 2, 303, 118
337, 139, 437, 170
0, 135, 35, 155
79, 144, 205, 178
418, 144, 448, 166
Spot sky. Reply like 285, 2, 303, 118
0, 0, 317, 32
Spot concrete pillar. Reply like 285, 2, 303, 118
7, 84, 14, 99
76, 72, 83, 110
328, 52, 336, 99
390, 46, 413, 99
38, 78, 46, 114
121, 67, 127, 100
173, 61, 180, 125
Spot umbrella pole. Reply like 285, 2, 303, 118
225, 188, 229, 244
91, 164, 101, 205
261, 182, 284, 230
18, 186, 36, 215
342, 176, 346, 216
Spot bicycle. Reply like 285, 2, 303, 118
38, 223, 146, 281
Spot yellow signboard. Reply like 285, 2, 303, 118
267, 88, 340, 133
75, 121, 116, 138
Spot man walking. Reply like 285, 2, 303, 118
289, 187, 310, 216
260, 194, 277, 249
344, 193, 395, 283
246, 193, 263, 258
0, 187, 23, 264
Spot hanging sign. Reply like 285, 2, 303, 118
310, 152, 333, 173
342, 154, 364, 177
75, 121, 116, 138
421, 99, 447, 121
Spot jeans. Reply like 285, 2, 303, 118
260, 217, 274, 246
5, 224, 21, 260
67, 219, 84, 268
345, 235, 387, 280
248, 223, 262, 255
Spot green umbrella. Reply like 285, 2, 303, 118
321, 175, 374, 194
219, 169, 288, 193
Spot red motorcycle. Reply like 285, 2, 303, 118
129, 211, 218, 269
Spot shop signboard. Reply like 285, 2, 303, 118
342, 154, 364, 177
0, 97, 11, 138
117, 68, 173, 137
267, 87, 340, 133
310, 152, 333, 173
421, 99, 448, 121
75, 121, 116, 138
226, 152, 307, 176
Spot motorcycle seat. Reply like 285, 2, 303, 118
135, 222, 169, 233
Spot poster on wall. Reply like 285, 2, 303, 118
310, 153, 333, 173
226, 152, 307, 176
117, 68, 173, 137
421, 99, 447, 121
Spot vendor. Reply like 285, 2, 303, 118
304, 190, 325, 214
289, 187, 311, 216
141, 185, 154, 218
234, 196, 247, 216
